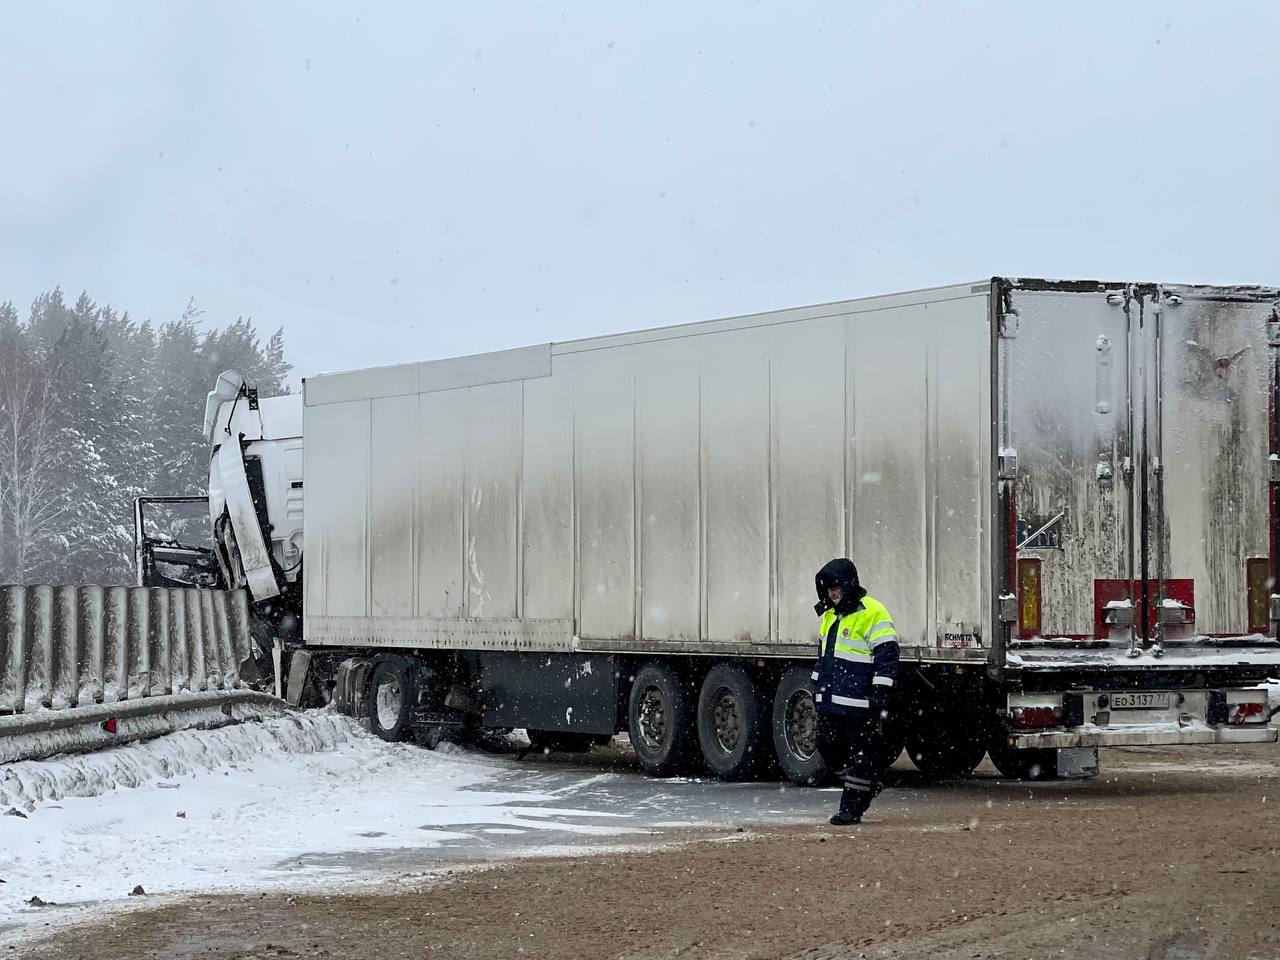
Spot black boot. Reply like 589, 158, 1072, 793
829, 774, 872, 825
829, 788, 865, 825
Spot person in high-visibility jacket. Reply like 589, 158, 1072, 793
812, 557, 899, 825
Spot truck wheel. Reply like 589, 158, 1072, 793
696, 663, 772, 781
526, 730, 596, 753
771, 666, 828, 786
368, 657, 414, 742
988, 741, 1058, 780
906, 717, 986, 780
627, 661, 694, 777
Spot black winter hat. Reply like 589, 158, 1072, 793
814, 557, 866, 615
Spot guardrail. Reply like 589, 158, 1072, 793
0, 585, 258, 714
0, 689, 288, 764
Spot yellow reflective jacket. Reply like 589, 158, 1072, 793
812, 595, 899, 715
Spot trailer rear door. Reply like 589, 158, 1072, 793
1152, 286, 1276, 638
998, 280, 1278, 647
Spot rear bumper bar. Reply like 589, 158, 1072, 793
1010, 724, 1277, 749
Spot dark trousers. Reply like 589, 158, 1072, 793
816, 711, 884, 819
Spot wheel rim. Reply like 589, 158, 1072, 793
710, 686, 743, 754
375, 676, 403, 730
636, 685, 668, 751
784, 689, 818, 761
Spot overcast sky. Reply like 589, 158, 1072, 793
2, 1, 1277, 382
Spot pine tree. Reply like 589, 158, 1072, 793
43, 303, 133, 581
26, 287, 70, 345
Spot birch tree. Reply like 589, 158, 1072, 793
0, 308, 72, 582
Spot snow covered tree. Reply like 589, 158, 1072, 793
0, 288, 292, 584
0, 306, 73, 582
43, 302, 135, 581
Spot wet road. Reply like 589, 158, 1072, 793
291, 736, 1106, 873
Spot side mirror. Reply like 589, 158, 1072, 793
202, 369, 247, 440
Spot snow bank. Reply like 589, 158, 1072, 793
0, 711, 633, 939
0, 710, 349, 810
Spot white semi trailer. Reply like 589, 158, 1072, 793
159, 277, 1280, 783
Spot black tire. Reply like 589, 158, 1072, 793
627, 660, 695, 777
368, 657, 414, 742
771, 666, 829, 786
988, 740, 1058, 780
906, 712, 987, 780
527, 730, 596, 753
696, 662, 773, 780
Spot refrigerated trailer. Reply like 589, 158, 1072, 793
186, 277, 1280, 783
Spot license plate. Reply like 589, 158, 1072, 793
1110, 691, 1171, 710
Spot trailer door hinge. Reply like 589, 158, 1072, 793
1103, 603, 1135, 628
998, 594, 1018, 624
1271, 455, 1280, 484
998, 448, 1018, 481
1268, 317, 1280, 347
1270, 595, 1280, 624
1156, 602, 1194, 626
999, 310, 1020, 339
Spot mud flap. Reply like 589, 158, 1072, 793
1056, 746, 1099, 779
285, 649, 313, 708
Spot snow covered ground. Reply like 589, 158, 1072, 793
4, 700, 1274, 945
0, 709, 844, 943
0, 712, 648, 939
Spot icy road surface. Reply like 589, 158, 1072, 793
0, 711, 840, 939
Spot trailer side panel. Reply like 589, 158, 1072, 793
303, 284, 993, 659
